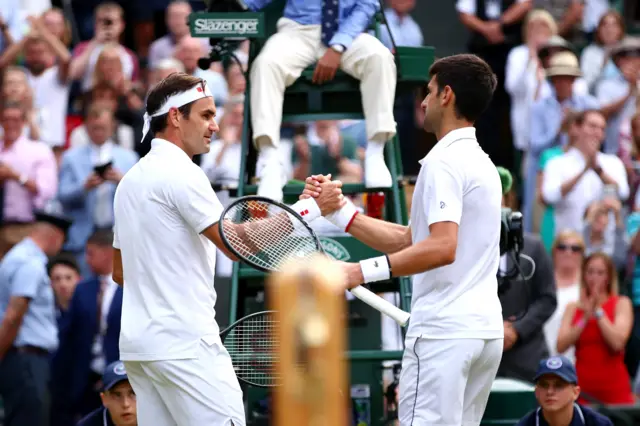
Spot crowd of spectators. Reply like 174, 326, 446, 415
0, 0, 639, 424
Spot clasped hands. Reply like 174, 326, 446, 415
299, 174, 364, 289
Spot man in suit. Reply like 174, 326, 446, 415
497, 167, 557, 380
51, 230, 123, 426
58, 106, 138, 276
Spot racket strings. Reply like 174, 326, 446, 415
224, 315, 280, 387
222, 201, 319, 271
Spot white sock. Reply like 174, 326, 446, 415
365, 140, 385, 159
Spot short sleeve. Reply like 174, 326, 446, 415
113, 222, 120, 249
456, 0, 475, 14
172, 166, 224, 233
423, 159, 464, 226
11, 262, 45, 299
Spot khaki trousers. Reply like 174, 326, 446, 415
250, 17, 397, 147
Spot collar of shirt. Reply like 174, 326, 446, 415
91, 140, 114, 164
566, 146, 603, 167
22, 237, 48, 263
103, 407, 115, 426
0, 135, 27, 153
536, 404, 585, 426
150, 138, 192, 164
419, 127, 478, 165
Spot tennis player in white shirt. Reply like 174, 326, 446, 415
302, 54, 505, 425
111, 73, 344, 426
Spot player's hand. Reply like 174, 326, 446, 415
84, 172, 104, 190
300, 174, 332, 200
503, 321, 518, 351
312, 49, 342, 85
315, 179, 345, 216
337, 261, 364, 289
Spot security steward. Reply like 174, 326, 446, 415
0, 199, 72, 426
77, 360, 137, 426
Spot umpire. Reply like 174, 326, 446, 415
0, 200, 72, 426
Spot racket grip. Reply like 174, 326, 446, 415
349, 285, 410, 327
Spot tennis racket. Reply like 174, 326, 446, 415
220, 310, 279, 388
218, 196, 411, 327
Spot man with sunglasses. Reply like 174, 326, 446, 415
497, 167, 558, 381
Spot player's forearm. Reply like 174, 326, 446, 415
388, 234, 455, 277
347, 214, 411, 254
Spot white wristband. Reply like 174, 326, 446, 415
325, 197, 358, 232
359, 255, 391, 284
290, 198, 322, 223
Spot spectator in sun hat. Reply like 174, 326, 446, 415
515, 355, 613, 426
76, 360, 137, 426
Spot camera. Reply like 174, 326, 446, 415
197, 0, 249, 70
500, 208, 523, 257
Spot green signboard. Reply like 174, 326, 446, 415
189, 12, 265, 38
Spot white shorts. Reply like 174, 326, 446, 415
398, 337, 503, 426
124, 337, 246, 426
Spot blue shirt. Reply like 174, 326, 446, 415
244, 0, 379, 49
516, 404, 613, 426
529, 93, 599, 157
0, 238, 58, 352
378, 8, 423, 50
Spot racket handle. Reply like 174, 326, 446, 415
349, 285, 410, 327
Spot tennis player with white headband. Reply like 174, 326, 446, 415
111, 72, 342, 426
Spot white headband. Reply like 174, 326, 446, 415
141, 82, 214, 142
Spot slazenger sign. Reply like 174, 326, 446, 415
192, 18, 259, 36
319, 238, 351, 261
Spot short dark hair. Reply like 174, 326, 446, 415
87, 229, 114, 247
47, 252, 80, 276
146, 72, 203, 134
428, 54, 497, 122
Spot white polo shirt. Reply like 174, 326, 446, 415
408, 127, 503, 340
541, 148, 629, 235
113, 138, 224, 361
